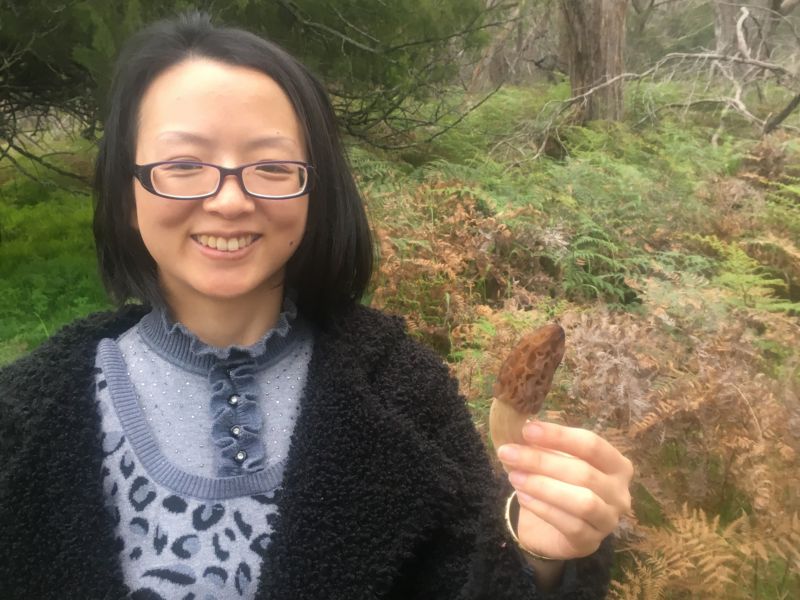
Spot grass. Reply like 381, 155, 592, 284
0, 176, 110, 363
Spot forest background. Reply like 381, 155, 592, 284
1, 0, 799, 597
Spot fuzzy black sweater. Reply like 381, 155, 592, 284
0, 303, 613, 599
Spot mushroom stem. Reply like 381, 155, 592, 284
490, 398, 531, 474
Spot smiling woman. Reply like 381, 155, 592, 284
92, 14, 372, 329
0, 11, 624, 600
130, 58, 310, 347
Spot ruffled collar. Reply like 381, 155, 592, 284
137, 295, 300, 374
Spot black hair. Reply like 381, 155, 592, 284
93, 12, 373, 324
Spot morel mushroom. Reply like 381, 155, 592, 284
490, 323, 566, 472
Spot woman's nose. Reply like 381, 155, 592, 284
203, 173, 255, 217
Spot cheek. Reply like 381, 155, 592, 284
135, 199, 194, 233
133, 203, 195, 265
268, 200, 308, 241
133, 182, 194, 231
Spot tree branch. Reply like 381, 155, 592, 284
327, 3, 382, 45
6, 141, 88, 184
387, 9, 521, 52
779, 0, 800, 16
544, 51, 797, 113
277, 0, 520, 58
518, 47, 800, 161
276, 0, 383, 54
736, 7, 753, 59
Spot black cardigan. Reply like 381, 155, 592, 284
0, 304, 613, 599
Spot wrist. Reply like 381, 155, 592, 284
505, 490, 566, 591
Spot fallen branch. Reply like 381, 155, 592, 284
493, 47, 800, 164
764, 92, 800, 134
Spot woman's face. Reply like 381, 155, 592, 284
133, 58, 309, 308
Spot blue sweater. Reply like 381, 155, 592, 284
95, 298, 312, 598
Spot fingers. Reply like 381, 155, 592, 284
498, 424, 634, 560
509, 471, 619, 534
515, 491, 607, 557
498, 443, 620, 507
521, 421, 634, 479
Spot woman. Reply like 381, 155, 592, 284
0, 13, 632, 599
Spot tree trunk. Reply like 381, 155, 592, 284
469, 2, 523, 91
714, 1, 743, 56
559, 0, 628, 122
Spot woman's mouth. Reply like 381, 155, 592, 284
191, 234, 260, 252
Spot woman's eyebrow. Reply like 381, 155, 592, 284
242, 136, 298, 152
155, 131, 298, 152
156, 131, 213, 145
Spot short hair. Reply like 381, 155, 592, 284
93, 12, 373, 324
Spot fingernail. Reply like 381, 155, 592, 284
498, 445, 519, 462
517, 491, 534, 503
524, 422, 543, 440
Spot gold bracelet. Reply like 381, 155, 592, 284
504, 490, 559, 562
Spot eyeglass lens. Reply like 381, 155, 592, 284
150, 162, 307, 198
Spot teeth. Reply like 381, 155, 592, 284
194, 234, 256, 252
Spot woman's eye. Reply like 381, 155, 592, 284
255, 163, 292, 175
165, 163, 203, 172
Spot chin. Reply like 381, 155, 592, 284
193, 275, 283, 302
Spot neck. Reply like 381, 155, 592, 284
163, 284, 285, 348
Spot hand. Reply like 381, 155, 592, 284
497, 421, 633, 560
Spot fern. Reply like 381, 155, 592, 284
615, 505, 800, 599
693, 235, 800, 314
557, 217, 643, 305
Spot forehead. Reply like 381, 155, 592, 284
136, 58, 305, 155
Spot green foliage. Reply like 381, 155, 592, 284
358, 86, 799, 317
558, 216, 643, 304
71, 0, 145, 115
630, 481, 667, 527
626, 0, 716, 69
763, 175, 800, 241
254, 0, 488, 91
427, 84, 571, 163
0, 179, 110, 365
694, 235, 800, 314
1, 0, 495, 146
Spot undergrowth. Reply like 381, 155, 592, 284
2, 84, 799, 598
363, 87, 800, 599
0, 177, 109, 363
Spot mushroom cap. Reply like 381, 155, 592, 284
492, 323, 566, 415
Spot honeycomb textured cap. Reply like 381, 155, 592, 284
493, 323, 566, 414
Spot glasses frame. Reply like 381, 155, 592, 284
133, 159, 315, 200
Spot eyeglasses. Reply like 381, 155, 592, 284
133, 160, 314, 200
